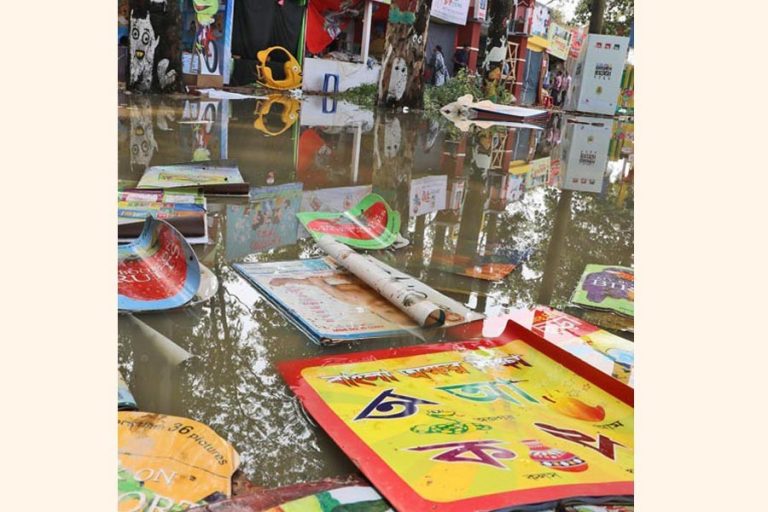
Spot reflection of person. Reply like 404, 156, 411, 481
270, 274, 418, 327
432, 46, 449, 87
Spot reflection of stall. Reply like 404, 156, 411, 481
559, 116, 613, 193
297, 97, 375, 188
179, 98, 229, 161
302, 0, 390, 92
526, 156, 551, 190
410, 175, 448, 217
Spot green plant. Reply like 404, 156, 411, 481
337, 82, 378, 108
424, 69, 515, 113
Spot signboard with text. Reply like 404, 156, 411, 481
431, 0, 472, 26
280, 323, 634, 511
547, 22, 572, 60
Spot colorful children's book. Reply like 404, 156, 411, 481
279, 320, 633, 512
136, 160, 249, 196
572, 265, 634, 317
234, 257, 483, 345
118, 189, 208, 244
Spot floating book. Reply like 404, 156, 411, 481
571, 265, 634, 318
234, 254, 483, 345
136, 160, 249, 196
118, 189, 208, 244
279, 320, 633, 511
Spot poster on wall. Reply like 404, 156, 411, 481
569, 26, 588, 59
530, 3, 551, 38
473, 0, 488, 21
279, 324, 634, 511
181, 0, 234, 81
547, 22, 572, 60
430, 0, 472, 26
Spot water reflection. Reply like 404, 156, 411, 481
117, 92, 633, 486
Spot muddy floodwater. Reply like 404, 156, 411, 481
117, 92, 634, 488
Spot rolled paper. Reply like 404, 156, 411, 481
318, 235, 445, 327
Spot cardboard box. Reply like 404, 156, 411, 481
183, 73, 224, 89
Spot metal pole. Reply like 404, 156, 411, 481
361, 0, 374, 63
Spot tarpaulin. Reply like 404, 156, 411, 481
306, 0, 363, 55
232, 0, 305, 59
233, 0, 304, 58
306, 0, 389, 55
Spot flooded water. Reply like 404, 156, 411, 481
117, 92, 634, 488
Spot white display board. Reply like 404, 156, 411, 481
560, 117, 613, 193
566, 34, 629, 115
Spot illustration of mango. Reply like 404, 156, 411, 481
551, 397, 605, 422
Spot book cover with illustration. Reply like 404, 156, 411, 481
234, 257, 483, 345
572, 265, 634, 317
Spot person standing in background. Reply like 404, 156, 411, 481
453, 46, 468, 75
553, 71, 563, 107
433, 46, 449, 87
561, 72, 572, 107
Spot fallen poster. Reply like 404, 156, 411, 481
224, 183, 303, 260
296, 193, 401, 250
118, 217, 201, 313
298, 185, 373, 238
118, 411, 240, 511
319, 236, 448, 327
233, 256, 483, 345
486, 307, 634, 386
279, 321, 633, 511
572, 265, 634, 318
137, 160, 249, 195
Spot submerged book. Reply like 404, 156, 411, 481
234, 257, 484, 345
572, 265, 634, 317
136, 160, 249, 195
